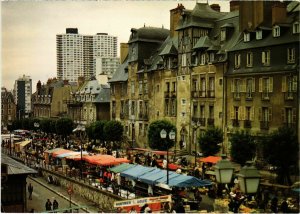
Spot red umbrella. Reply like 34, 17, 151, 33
199, 156, 221, 164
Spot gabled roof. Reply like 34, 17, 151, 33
193, 36, 212, 50
2, 153, 37, 175
108, 56, 129, 83
159, 42, 178, 56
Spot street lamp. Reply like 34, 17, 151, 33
160, 129, 168, 184
192, 121, 200, 167
214, 154, 235, 184
73, 124, 85, 179
237, 161, 261, 194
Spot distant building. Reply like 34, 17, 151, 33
1, 87, 16, 131
56, 28, 119, 83
13, 75, 32, 119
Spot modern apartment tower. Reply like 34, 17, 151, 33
13, 75, 32, 119
56, 28, 119, 83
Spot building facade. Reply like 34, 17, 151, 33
1, 87, 17, 131
13, 75, 32, 119
110, 1, 299, 155
56, 28, 119, 83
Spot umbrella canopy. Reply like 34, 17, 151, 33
52, 149, 74, 158
56, 151, 88, 159
83, 154, 115, 164
109, 163, 135, 173
66, 154, 86, 161
168, 175, 212, 187
44, 148, 62, 154
138, 168, 167, 185
120, 165, 157, 180
200, 156, 221, 164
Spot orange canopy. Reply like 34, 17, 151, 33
52, 149, 73, 158
83, 155, 130, 166
199, 156, 221, 164
65, 153, 89, 161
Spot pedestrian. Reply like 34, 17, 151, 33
270, 195, 278, 213
53, 199, 59, 211
280, 198, 289, 213
45, 199, 52, 211
28, 183, 33, 200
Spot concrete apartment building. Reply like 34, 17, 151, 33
109, 1, 299, 156
14, 75, 32, 119
56, 29, 119, 83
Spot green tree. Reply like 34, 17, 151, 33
55, 118, 74, 136
198, 127, 222, 156
230, 130, 256, 166
21, 118, 31, 130
94, 120, 107, 142
262, 127, 298, 185
12, 119, 22, 130
148, 120, 176, 151
103, 120, 123, 149
40, 118, 55, 133
86, 123, 96, 141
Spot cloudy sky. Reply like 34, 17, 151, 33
2, 0, 229, 90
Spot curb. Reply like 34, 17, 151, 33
29, 176, 92, 213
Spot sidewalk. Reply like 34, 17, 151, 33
29, 175, 101, 213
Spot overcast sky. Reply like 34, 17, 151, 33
2, 0, 229, 91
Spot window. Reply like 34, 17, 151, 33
165, 99, 169, 115
156, 84, 160, 92
287, 48, 295, 63
262, 50, 270, 66
181, 99, 186, 105
200, 77, 206, 97
246, 78, 255, 99
138, 81, 143, 94
144, 80, 148, 94
256, 30, 262, 40
181, 53, 187, 67
131, 101, 135, 115
171, 99, 176, 116
244, 32, 250, 42
112, 101, 116, 114
131, 81, 135, 95
209, 106, 214, 119
209, 52, 214, 63
273, 26, 280, 37
246, 52, 253, 67
234, 53, 241, 69
139, 123, 143, 136
193, 103, 198, 117
220, 29, 226, 41
144, 124, 148, 136
200, 105, 205, 118
232, 79, 241, 99
208, 77, 215, 97
293, 22, 299, 34
200, 53, 206, 65
259, 77, 273, 99
111, 85, 115, 95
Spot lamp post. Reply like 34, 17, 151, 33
160, 129, 168, 184
192, 121, 200, 168
73, 124, 85, 180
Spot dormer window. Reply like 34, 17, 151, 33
200, 53, 206, 65
256, 30, 262, 40
220, 29, 226, 41
244, 32, 250, 42
209, 53, 214, 64
273, 26, 280, 37
293, 22, 299, 34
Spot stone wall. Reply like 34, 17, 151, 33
41, 168, 122, 212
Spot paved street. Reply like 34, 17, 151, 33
26, 176, 99, 213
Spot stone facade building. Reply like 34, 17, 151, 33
109, 1, 299, 155
1, 87, 17, 131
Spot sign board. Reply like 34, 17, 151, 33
114, 195, 172, 208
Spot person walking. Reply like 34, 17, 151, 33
45, 199, 52, 211
28, 183, 33, 200
53, 199, 59, 212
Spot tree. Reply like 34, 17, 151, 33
198, 127, 222, 156
40, 118, 56, 133
103, 121, 123, 148
94, 120, 107, 142
148, 120, 176, 151
230, 130, 256, 166
262, 127, 298, 185
55, 118, 74, 136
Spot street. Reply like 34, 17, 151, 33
26, 176, 89, 213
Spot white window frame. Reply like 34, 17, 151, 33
262, 50, 270, 66
273, 26, 280, 37
287, 48, 295, 64
200, 53, 206, 65
209, 52, 214, 63
293, 22, 299, 34
181, 53, 187, 67
220, 29, 226, 41
256, 30, 262, 40
234, 53, 241, 69
244, 32, 250, 42
246, 52, 253, 67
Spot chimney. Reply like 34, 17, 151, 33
120, 43, 129, 64
210, 4, 220, 12
170, 4, 185, 37
37, 80, 41, 94
230, 1, 239, 12
272, 2, 287, 25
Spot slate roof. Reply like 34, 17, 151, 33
76, 80, 110, 103
193, 36, 212, 50
128, 27, 170, 44
159, 42, 178, 56
2, 153, 37, 175
108, 56, 129, 83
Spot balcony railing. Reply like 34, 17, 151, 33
164, 91, 170, 98
284, 92, 295, 100
260, 121, 269, 130
261, 92, 270, 101
171, 91, 176, 97
138, 113, 149, 121
207, 90, 215, 98
233, 92, 241, 100
245, 93, 253, 101
120, 112, 125, 119
232, 119, 239, 127
207, 118, 214, 126
244, 120, 251, 128
283, 122, 295, 128
191, 91, 199, 98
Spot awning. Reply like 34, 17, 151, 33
44, 148, 63, 154
200, 156, 221, 164
168, 175, 212, 187
15, 140, 31, 147
52, 149, 74, 158
139, 169, 169, 185
56, 151, 88, 159
120, 165, 157, 180
83, 154, 130, 166
109, 163, 135, 173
